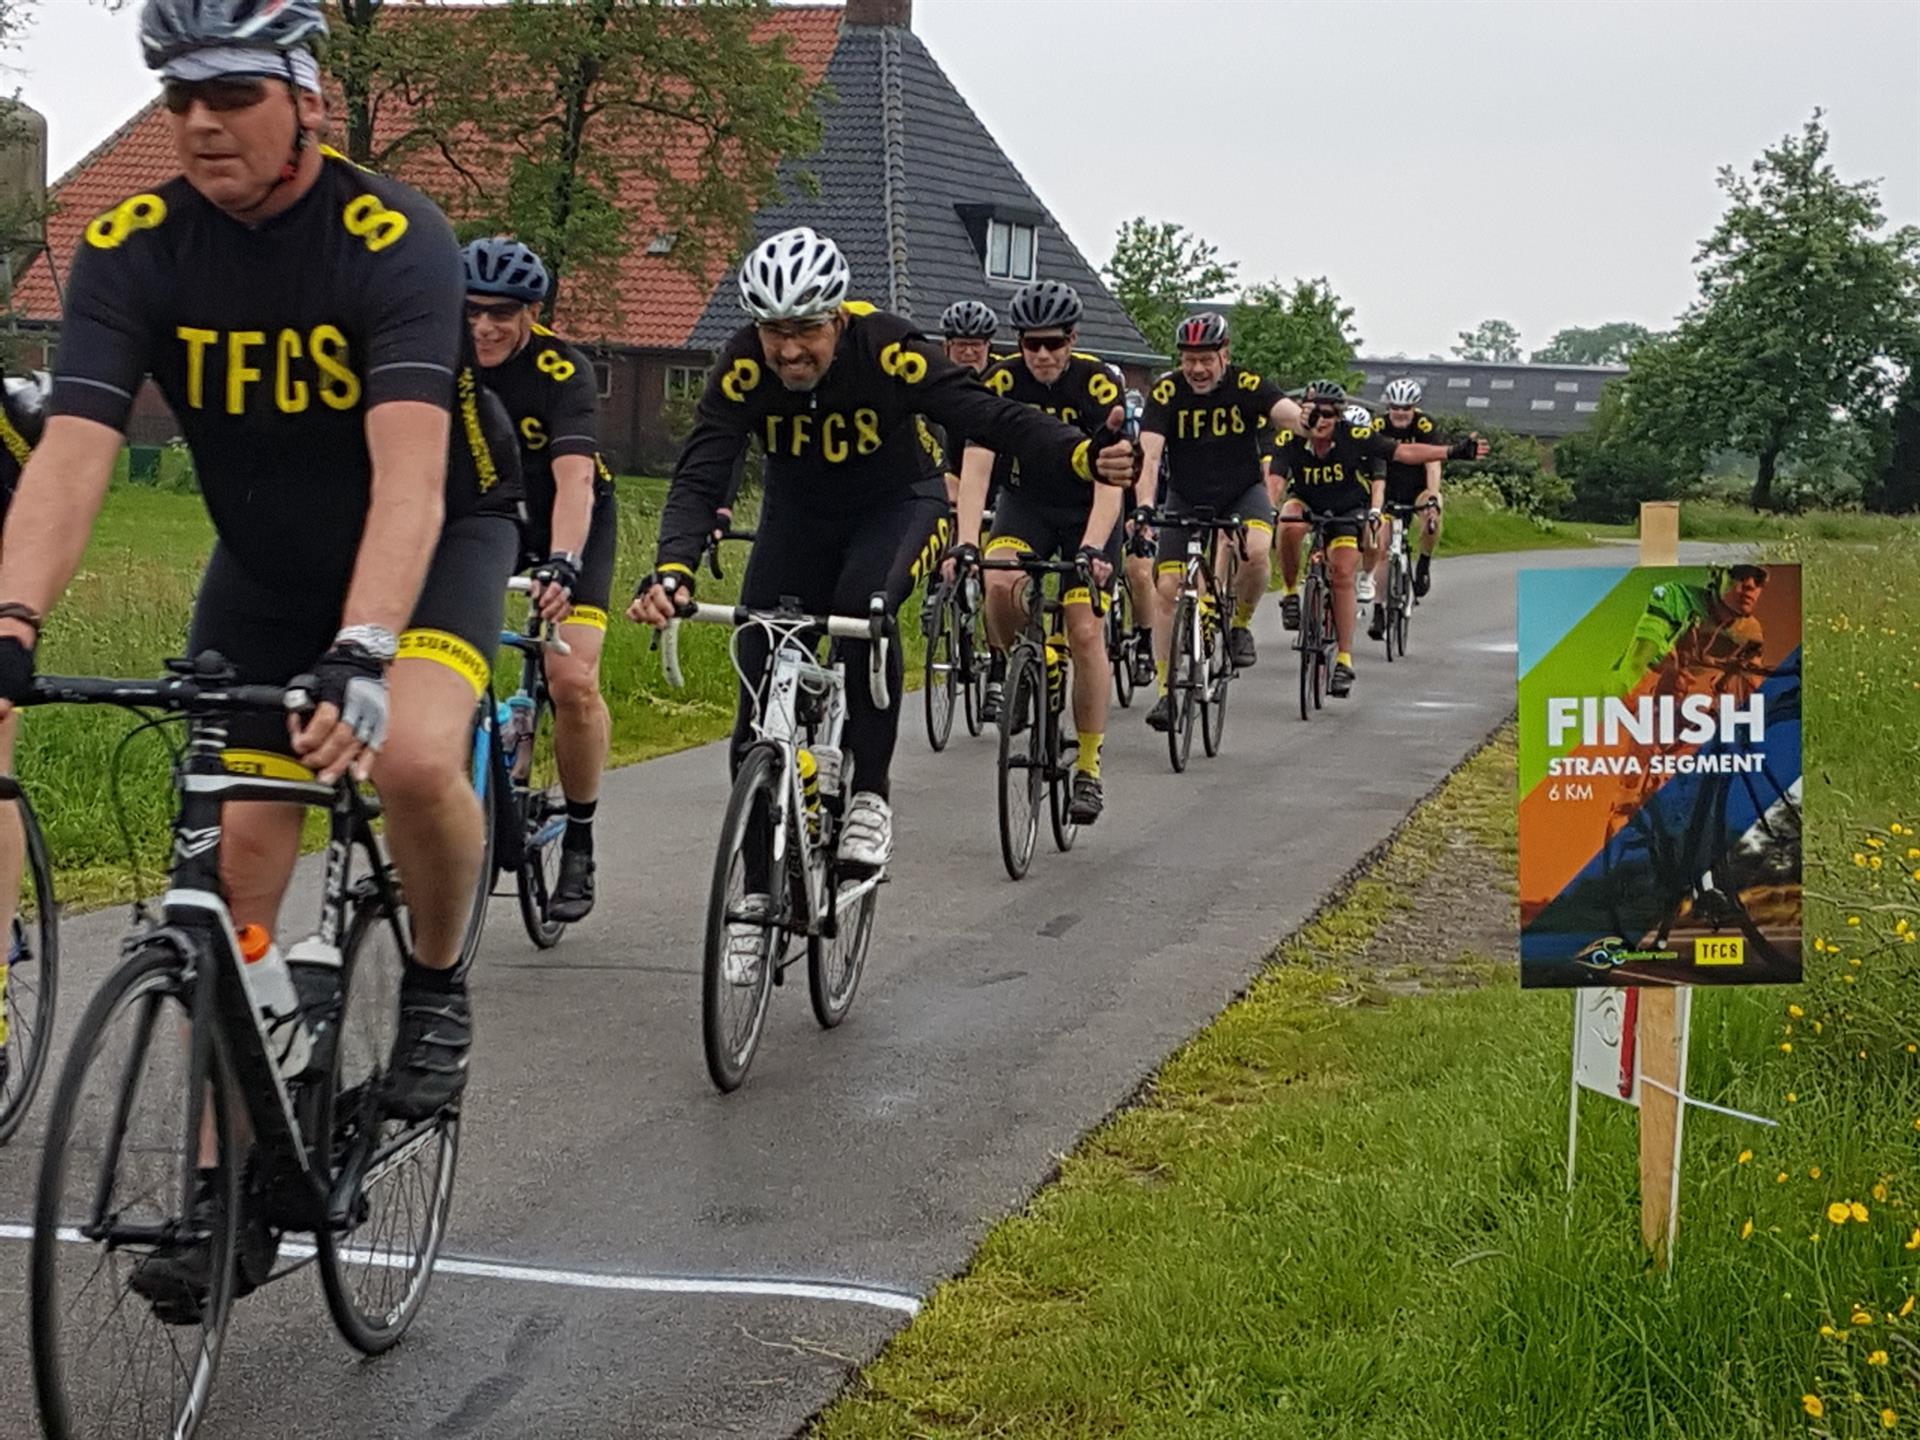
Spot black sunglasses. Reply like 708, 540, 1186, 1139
1728, 564, 1769, 583
163, 77, 273, 115
1018, 334, 1070, 353
465, 299, 525, 322
1311, 405, 1344, 422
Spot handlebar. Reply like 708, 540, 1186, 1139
24, 668, 312, 717
506, 575, 571, 655
702, 527, 758, 582
660, 591, 893, 711
973, 554, 1109, 618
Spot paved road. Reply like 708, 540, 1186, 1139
0, 545, 1717, 1439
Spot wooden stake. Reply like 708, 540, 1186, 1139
1635, 499, 1683, 1267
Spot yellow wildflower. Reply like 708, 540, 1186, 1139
1779, 1172, 1791, 1183
1874, 1183, 1889, 1202
1868, 838, 1885, 850
1870, 1350, 1890, 1366
1902, 1295, 1916, 1317
1829, 1202, 1853, 1225
1788, 1091, 1800, 1101
1738, 1149, 1753, 1164
1854, 1308, 1874, 1326
1741, 1218, 1754, 1240
1852, 1201, 1871, 1223
1905, 1227, 1920, 1250
1811, 1167, 1823, 1179
1882, 1409, 1897, 1431
1804, 1395, 1825, 1419
1789, 1003, 1805, 1017
1821, 1324, 1839, 1337
1855, 854, 1868, 867
1782, 1042, 1794, 1053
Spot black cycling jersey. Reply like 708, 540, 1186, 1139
1270, 423, 1400, 511
1140, 363, 1285, 507
972, 351, 1124, 508
479, 324, 614, 527
1374, 407, 1439, 497
655, 304, 1101, 573
49, 151, 512, 594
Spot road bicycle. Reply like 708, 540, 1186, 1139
0, 771, 57, 1145
27, 656, 458, 1440
1142, 506, 1246, 772
921, 566, 987, 751
1290, 509, 1350, 722
662, 592, 892, 1092
1378, 497, 1439, 663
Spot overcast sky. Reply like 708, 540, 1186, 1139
12, 0, 1919, 359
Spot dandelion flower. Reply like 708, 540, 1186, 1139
1779, 1172, 1791, 1184
1905, 1227, 1920, 1251
1789, 1004, 1805, 1018
1829, 1202, 1853, 1225
1788, 1091, 1800, 1101
1869, 838, 1886, 850
1741, 1218, 1754, 1240
1874, 1183, 1889, 1202
1852, 1201, 1871, 1223
1804, 1394, 1825, 1419
1739, 1149, 1753, 1164
1821, 1324, 1839, 1337
1782, 1042, 1794, 1053
1901, 1295, 1916, 1317
1870, 1350, 1890, 1365
1881, 1409, 1897, 1431
1851, 915, 1865, 925
1854, 1308, 1874, 1326
1811, 1167, 1823, 1179
1855, 854, 1869, 867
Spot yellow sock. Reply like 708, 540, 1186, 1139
1336, 650, 1353, 667
1075, 732, 1104, 778
1281, 583, 1299, 597
1233, 600, 1256, 627
1155, 659, 1168, 689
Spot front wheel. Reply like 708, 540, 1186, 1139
808, 865, 876, 1029
961, 600, 989, 737
923, 591, 959, 752
1108, 585, 1135, 710
1298, 574, 1322, 722
1167, 595, 1198, 772
702, 744, 782, 1091
514, 698, 568, 950
996, 650, 1044, 880
0, 786, 58, 1146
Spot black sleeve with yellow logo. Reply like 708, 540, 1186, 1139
969, 354, 1122, 508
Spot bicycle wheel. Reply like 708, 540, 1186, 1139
962, 599, 988, 737
0, 786, 58, 1145
31, 941, 238, 1440
1048, 698, 1078, 854
1167, 595, 1198, 772
923, 591, 959, 752
1394, 552, 1413, 658
1109, 585, 1135, 709
1315, 588, 1337, 711
315, 892, 460, 1355
455, 706, 497, 969
515, 697, 568, 950
1200, 595, 1231, 758
808, 863, 876, 1029
996, 649, 1044, 880
702, 744, 782, 1091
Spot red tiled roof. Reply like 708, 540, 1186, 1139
14, 4, 845, 350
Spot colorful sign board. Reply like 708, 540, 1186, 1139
1518, 564, 1802, 988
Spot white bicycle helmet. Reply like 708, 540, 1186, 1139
1343, 404, 1373, 429
737, 226, 850, 323
1382, 377, 1423, 407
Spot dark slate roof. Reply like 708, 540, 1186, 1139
1354, 358, 1625, 439
690, 21, 1155, 364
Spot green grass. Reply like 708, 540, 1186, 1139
816, 535, 1920, 1440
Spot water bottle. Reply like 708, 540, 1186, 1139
797, 748, 824, 845
235, 923, 314, 1081
1045, 634, 1068, 713
499, 695, 533, 778
811, 743, 843, 798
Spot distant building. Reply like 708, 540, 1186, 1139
1355, 359, 1624, 440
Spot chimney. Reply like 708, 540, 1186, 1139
844, 0, 911, 27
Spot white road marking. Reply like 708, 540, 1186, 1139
0, 1223, 921, 1316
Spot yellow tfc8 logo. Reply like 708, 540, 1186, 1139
1694, 937, 1746, 966
341, 194, 409, 253
520, 416, 548, 450
1086, 372, 1119, 405
1150, 378, 1175, 404
720, 357, 761, 402
878, 341, 928, 385
537, 348, 577, 382
1237, 370, 1261, 390
984, 367, 1014, 395
87, 194, 167, 250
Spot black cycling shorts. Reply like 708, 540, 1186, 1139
521, 484, 618, 631
187, 513, 519, 757
1384, 472, 1436, 508
1155, 481, 1274, 574
986, 486, 1121, 586
1280, 492, 1370, 548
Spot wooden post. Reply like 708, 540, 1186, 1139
1635, 500, 1684, 1266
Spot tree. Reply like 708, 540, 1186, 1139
1684, 110, 1920, 509
1867, 365, 1920, 513
1531, 322, 1656, 365
1228, 278, 1360, 391
1453, 318, 1522, 363
1102, 218, 1238, 356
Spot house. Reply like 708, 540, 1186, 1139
1353, 358, 1626, 440
9, 0, 1151, 471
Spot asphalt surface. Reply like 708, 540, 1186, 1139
0, 543, 1718, 1439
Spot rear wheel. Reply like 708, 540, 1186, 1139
996, 650, 1044, 880
1047, 688, 1078, 855
808, 864, 876, 1029
1108, 584, 1135, 710
1299, 572, 1324, 721
1167, 594, 1197, 772
0, 786, 58, 1146
961, 594, 988, 737
701, 744, 781, 1091
456, 706, 496, 968
1200, 598, 1230, 758
515, 698, 567, 950
923, 590, 958, 752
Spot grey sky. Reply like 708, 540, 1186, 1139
14, 0, 1920, 360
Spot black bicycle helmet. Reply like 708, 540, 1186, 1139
940, 299, 999, 339
1176, 312, 1229, 349
1008, 280, 1082, 332
1302, 379, 1348, 405
463, 238, 551, 304
140, 0, 329, 68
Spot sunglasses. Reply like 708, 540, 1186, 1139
1728, 565, 1769, 583
1311, 405, 1344, 422
465, 300, 524, 322
1018, 334, 1070, 353
757, 318, 833, 342
163, 77, 273, 115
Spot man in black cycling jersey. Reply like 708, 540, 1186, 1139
1134, 312, 1308, 732
952, 280, 1124, 823
1364, 377, 1444, 638
464, 237, 615, 922
629, 227, 1133, 873
1272, 380, 1481, 696
0, 370, 44, 1099
0, 0, 521, 1182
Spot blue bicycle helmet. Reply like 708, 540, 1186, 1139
462, 237, 550, 304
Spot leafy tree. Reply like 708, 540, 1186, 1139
1228, 278, 1360, 391
1866, 365, 1920, 513
1426, 414, 1570, 518
1531, 322, 1655, 365
1682, 110, 1920, 509
1101, 218, 1237, 356
1452, 318, 1522, 363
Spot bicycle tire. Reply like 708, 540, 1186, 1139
31, 941, 237, 1440
923, 591, 958, 752
1109, 585, 1135, 709
1048, 683, 1078, 855
1200, 596, 1230, 758
455, 706, 497, 969
702, 743, 781, 1091
0, 787, 59, 1146
996, 649, 1043, 880
315, 893, 460, 1355
962, 602, 988, 737
807, 861, 876, 1029
1297, 572, 1317, 722
515, 697, 568, 950
1316, 587, 1336, 710
1167, 594, 1197, 772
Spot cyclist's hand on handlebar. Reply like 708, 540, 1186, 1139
1367, 506, 1383, 527
1077, 544, 1114, 589
944, 541, 981, 586
0, 632, 36, 717
627, 570, 694, 629
1090, 406, 1135, 487
528, 552, 580, 625
711, 507, 732, 543
293, 640, 388, 784
1448, 433, 1489, 461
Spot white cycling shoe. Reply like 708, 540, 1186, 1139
837, 791, 893, 871
724, 894, 774, 986
1355, 572, 1377, 605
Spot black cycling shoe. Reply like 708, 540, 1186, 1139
1414, 555, 1433, 598
1279, 593, 1301, 632
1146, 693, 1173, 732
128, 1164, 275, 1326
981, 679, 1004, 724
380, 987, 472, 1122
1128, 630, 1155, 687
1067, 772, 1104, 824
1228, 625, 1257, 669
1368, 604, 1387, 641
1329, 662, 1356, 698
548, 843, 596, 923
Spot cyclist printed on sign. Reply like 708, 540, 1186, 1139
1134, 310, 1305, 732
1271, 380, 1482, 697
0, 370, 44, 1099
464, 236, 616, 923
1365, 377, 1444, 634
1614, 564, 1768, 693
629, 228, 1134, 872
952, 280, 1124, 823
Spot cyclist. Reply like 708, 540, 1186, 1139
0, 370, 44, 1098
1365, 377, 1444, 638
1272, 380, 1481, 697
0, 0, 523, 1181
628, 227, 1133, 874
953, 280, 1123, 822
1613, 563, 1768, 691
1134, 311, 1305, 732
939, 298, 998, 377
464, 236, 615, 923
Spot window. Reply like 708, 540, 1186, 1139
985, 218, 1036, 282
1575, 400, 1599, 413
664, 364, 707, 401
645, 233, 677, 256
592, 359, 613, 401
1447, 377, 1471, 389
1465, 396, 1490, 409
1554, 380, 1580, 393
1530, 399, 1556, 411
1490, 378, 1515, 391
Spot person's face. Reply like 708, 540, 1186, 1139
167, 76, 318, 212
1018, 327, 1073, 384
1720, 568, 1767, 616
1307, 402, 1344, 439
756, 312, 845, 391
1179, 345, 1227, 394
944, 336, 990, 374
466, 296, 534, 368
1388, 404, 1416, 429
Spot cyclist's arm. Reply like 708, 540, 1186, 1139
908, 335, 1100, 484
656, 339, 757, 574
343, 400, 449, 632
1424, 459, 1442, 499
1267, 395, 1306, 432
1388, 440, 1455, 464
546, 454, 595, 559
1134, 428, 1166, 508
1369, 469, 1386, 514
957, 444, 993, 549
541, 342, 605, 559
1082, 477, 1123, 552
0, 416, 121, 640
